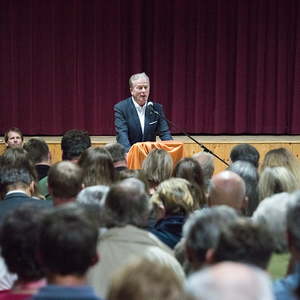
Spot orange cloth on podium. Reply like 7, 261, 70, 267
127, 141, 184, 170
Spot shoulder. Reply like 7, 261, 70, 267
114, 98, 131, 109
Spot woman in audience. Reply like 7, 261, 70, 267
141, 149, 173, 193
107, 258, 185, 300
173, 157, 206, 207
78, 147, 115, 187
258, 166, 298, 201
0, 204, 47, 299
261, 147, 300, 185
149, 178, 197, 249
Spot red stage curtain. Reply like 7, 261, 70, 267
1, 0, 300, 135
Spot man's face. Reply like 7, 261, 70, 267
6, 131, 23, 148
130, 77, 150, 107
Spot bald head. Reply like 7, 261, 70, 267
185, 262, 273, 300
209, 171, 246, 211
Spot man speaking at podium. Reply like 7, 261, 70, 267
114, 72, 173, 152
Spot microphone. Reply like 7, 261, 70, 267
147, 101, 159, 115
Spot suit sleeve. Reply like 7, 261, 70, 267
157, 104, 173, 141
114, 103, 131, 152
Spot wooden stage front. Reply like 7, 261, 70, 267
1, 135, 300, 174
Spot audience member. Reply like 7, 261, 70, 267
87, 178, 184, 298
258, 166, 298, 201
4, 127, 24, 149
0, 204, 47, 299
253, 192, 293, 279
23, 138, 51, 180
182, 206, 238, 273
104, 143, 128, 172
261, 147, 300, 184
149, 178, 197, 249
107, 258, 185, 300
141, 149, 173, 193
230, 143, 260, 168
173, 157, 206, 207
273, 191, 300, 300
185, 262, 274, 300
192, 151, 214, 194
212, 219, 273, 269
76, 185, 109, 227
32, 204, 102, 300
228, 160, 259, 216
48, 161, 83, 206
78, 147, 115, 187
208, 170, 247, 213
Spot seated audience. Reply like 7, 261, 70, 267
0, 204, 47, 299
228, 160, 259, 216
212, 219, 273, 269
182, 206, 239, 273
141, 149, 173, 193
76, 185, 109, 227
107, 258, 185, 300
149, 178, 197, 249
230, 143, 260, 168
87, 178, 184, 298
4, 127, 24, 149
173, 157, 206, 207
192, 151, 215, 194
253, 193, 293, 279
258, 166, 298, 201
273, 191, 300, 300
48, 161, 83, 206
208, 170, 247, 213
32, 204, 102, 300
23, 138, 51, 180
104, 143, 128, 173
185, 262, 274, 300
78, 147, 115, 187
261, 147, 300, 184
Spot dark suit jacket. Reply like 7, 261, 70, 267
0, 192, 51, 224
114, 98, 173, 151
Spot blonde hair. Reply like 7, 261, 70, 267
151, 178, 196, 216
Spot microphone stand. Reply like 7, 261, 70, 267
148, 102, 229, 167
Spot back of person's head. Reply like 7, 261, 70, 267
103, 178, 150, 228
209, 171, 246, 212
230, 144, 260, 168
192, 152, 215, 180
0, 204, 46, 282
105, 143, 126, 163
38, 204, 98, 277
258, 166, 298, 201
48, 161, 83, 201
76, 185, 109, 227
252, 192, 292, 253
213, 219, 273, 269
61, 129, 91, 161
228, 160, 259, 216
78, 147, 115, 186
23, 138, 50, 164
107, 258, 185, 300
151, 178, 197, 217
185, 262, 274, 300
141, 149, 173, 188
286, 191, 300, 253
183, 206, 239, 269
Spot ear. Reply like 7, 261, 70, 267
29, 181, 35, 196
91, 253, 99, 266
205, 248, 215, 264
47, 152, 52, 163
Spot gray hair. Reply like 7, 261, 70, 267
252, 192, 292, 253
185, 262, 274, 300
287, 191, 300, 251
76, 185, 109, 206
129, 72, 150, 88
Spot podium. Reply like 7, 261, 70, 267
127, 141, 184, 170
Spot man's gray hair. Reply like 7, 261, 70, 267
76, 185, 109, 206
129, 72, 149, 88
287, 191, 300, 251
252, 192, 292, 253
185, 262, 274, 300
